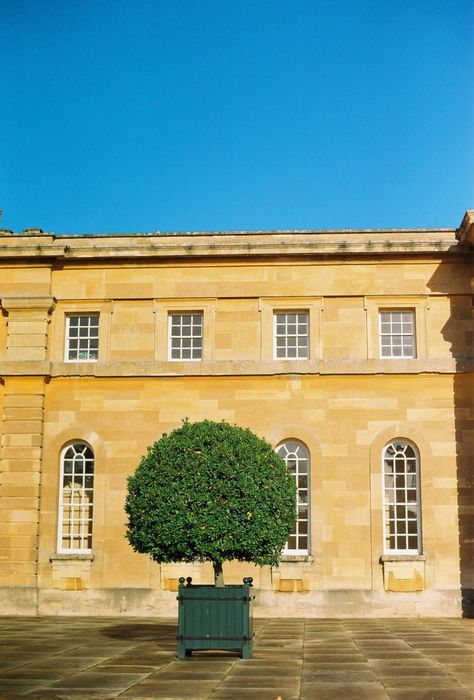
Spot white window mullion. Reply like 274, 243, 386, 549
168, 313, 203, 361
65, 314, 100, 362
273, 311, 309, 360
379, 310, 416, 359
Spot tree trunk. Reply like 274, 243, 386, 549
213, 561, 224, 587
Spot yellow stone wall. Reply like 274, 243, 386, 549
0, 225, 473, 616
35, 373, 459, 591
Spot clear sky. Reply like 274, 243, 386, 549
1, 0, 473, 234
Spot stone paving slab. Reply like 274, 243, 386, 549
0, 616, 472, 698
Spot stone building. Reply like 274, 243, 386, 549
1, 211, 473, 617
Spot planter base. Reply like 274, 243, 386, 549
177, 576, 254, 659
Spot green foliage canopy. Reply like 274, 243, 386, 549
125, 420, 296, 568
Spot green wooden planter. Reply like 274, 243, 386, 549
177, 576, 254, 659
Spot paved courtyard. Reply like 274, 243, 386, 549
0, 616, 472, 699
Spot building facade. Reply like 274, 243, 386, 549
1, 211, 473, 617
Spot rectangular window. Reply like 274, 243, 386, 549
273, 311, 309, 360
65, 315, 99, 362
168, 313, 203, 360
379, 310, 416, 358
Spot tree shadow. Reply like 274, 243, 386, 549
101, 621, 177, 641
427, 252, 474, 617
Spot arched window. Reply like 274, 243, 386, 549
382, 440, 421, 554
58, 442, 94, 552
276, 440, 310, 554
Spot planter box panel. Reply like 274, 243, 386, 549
177, 579, 254, 658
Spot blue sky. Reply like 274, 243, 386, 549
1, 0, 473, 234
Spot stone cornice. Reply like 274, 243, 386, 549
0, 229, 462, 261
1, 357, 472, 378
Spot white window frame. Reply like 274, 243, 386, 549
168, 312, 203, 361
382, 440, 421, 555
57, 442, 94, 553
273, 310, 309, 360
259, 298, 322, 362
65, 314, 100, 362
276, 440, 310, 555
379, 309, 416, 359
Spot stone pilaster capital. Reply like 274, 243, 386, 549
1, 296, 56, 315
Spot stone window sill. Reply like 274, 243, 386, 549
380, 554, 426, 562
279, 555, 313, 563
49, 553, 95, 563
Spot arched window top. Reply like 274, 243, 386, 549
383, 439, 418, 461
62, 441, 94, 461
276, 439, 309, 474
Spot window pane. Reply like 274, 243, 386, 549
168, 313, 203, 360
66, 315, 100, 362
273, 311, 309, 360
379, 310, 416, 359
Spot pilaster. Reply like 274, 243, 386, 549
2, 296, 55, 361
0, 377, 46, 592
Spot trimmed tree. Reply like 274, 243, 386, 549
125, 419, 296, 586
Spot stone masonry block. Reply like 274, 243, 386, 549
2, 433, 43, 448
6, 347, 46, 360
3, 407, 44, 421
2, 420, 44, 434
0, 472, 41, 485
0, 459, 42, 472
4, 394, 44, 408
8, 334, 47, 348
6, 320, 47, 335
1, 497, 39, 510
0, 510, 39, 523
0, 547, 37, 562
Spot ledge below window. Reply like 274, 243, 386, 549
380, 554, 426, 562
279, 555, 314, 563
380, 554, 426, 592
49, 553, 94, 590
49, 553, 95, 563
273, 555, 313, 592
